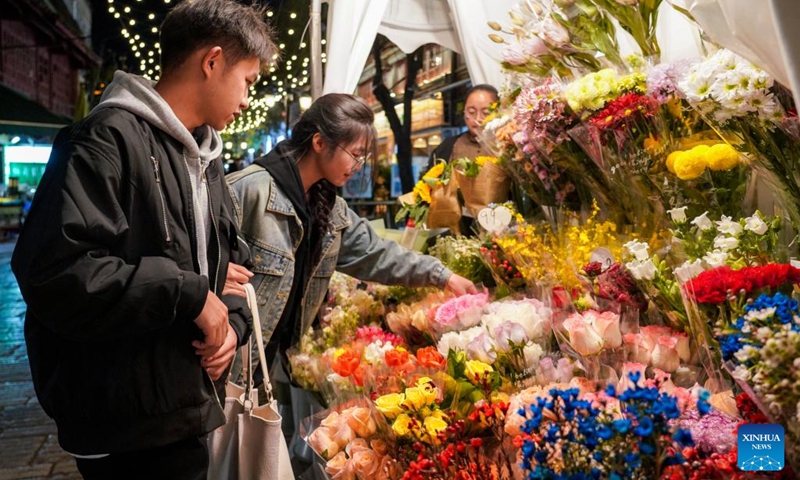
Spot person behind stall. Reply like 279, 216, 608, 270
227, 93, 477, 370
426, 84, 499, 235
10, 1, 275, 478
427, 84, 499, 170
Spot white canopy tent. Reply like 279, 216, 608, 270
321, 0, 516, 95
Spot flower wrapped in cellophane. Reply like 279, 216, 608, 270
715, 288, 800, 467
512, 376, 718, 479
507, 78, 613, 211
435, 296, 555, 391
678, 48, 800, 227
487, 202, 625, 295
642, 58, 755, 219
662, 139, 754, 219
428, 235, 492, 286
288, 273, 390, 393
384, 289, 452, 347
305, 400, 400, 479
566, 68, 669, 231
681, 265, 800, 471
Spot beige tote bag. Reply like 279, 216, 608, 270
207, 283, 294, 480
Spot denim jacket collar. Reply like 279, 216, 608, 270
265, 175, 296, 217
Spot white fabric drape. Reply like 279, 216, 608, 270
322, 0, 388, 95
322, 0, 513, 95
378, 0, 461, 54
446, 0, 516, 89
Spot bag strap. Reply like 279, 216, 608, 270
243, 283, 274, 408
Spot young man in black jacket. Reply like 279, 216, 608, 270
10, 1, 275, 478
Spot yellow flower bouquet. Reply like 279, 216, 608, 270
661, 140, 753, 218
396, 161, 456, 228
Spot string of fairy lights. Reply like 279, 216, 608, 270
104, 0, 326, 135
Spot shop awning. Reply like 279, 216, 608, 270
0, 84, 71, 140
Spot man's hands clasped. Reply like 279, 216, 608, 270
192, 263, 253, 380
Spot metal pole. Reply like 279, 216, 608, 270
310, 0, 323, 99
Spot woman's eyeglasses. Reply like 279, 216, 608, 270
336, 144, 371, 172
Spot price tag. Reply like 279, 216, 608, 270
589, 247, 615, 267
477, 206, 512, 233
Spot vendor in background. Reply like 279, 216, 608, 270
426, 84, 499, 171
227, 93, 477, 371
427, 84, 499, 234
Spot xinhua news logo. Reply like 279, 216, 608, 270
737, 424, 784, 471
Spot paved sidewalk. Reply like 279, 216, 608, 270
0, 240, 80, 480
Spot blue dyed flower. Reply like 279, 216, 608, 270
612, 419, 632, 433
720, 334, 743, 360
639, 441, 655, 455
673, 428, 694, 447
634, 417, 654, 437
697, 389, 711, 415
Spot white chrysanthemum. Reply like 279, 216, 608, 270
734, 345, 760, 363
718, 92, 754, 118
750, 69, 773, 91
750, 91, 783, 121
711, 49, 740, 72
710, 71, 745, 104
681, 75, 712, 104
755, 327, 774, 342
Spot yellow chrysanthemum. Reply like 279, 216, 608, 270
666, 150, 682, 173
673, 147, 709, 180
705, 143, 740, 171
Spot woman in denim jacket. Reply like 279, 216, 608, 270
227, 93, 476, 363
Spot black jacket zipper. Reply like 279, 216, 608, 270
150, 156, 172, 243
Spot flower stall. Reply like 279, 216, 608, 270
286, 1, 800, 478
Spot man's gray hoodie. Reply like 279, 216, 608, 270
94, 70, 221, 277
